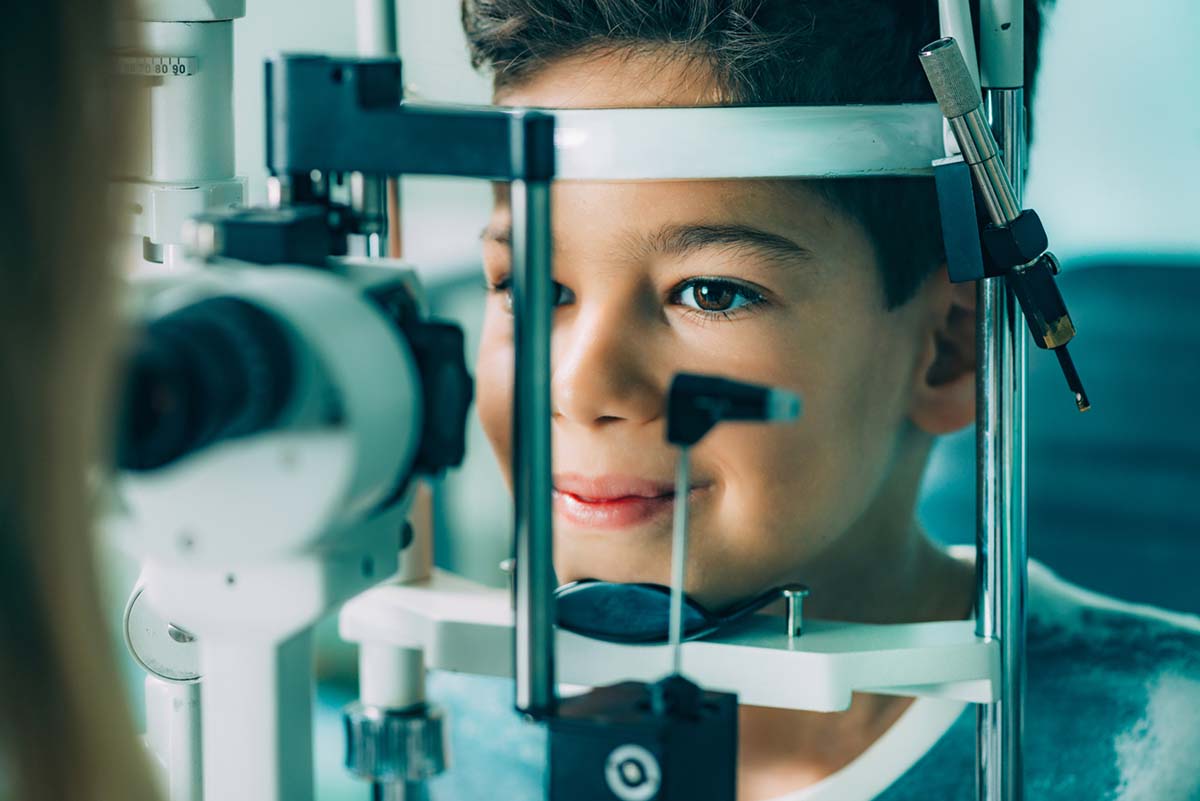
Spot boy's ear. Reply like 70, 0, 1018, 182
909, 267, 977, 435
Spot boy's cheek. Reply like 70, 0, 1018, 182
474, 328, 515, 482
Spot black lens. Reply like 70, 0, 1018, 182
116, 297, 294, 471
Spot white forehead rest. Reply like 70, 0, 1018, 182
547, 103, 945, 181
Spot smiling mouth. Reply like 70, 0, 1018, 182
552, 475, 709, 529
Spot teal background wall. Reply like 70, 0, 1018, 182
1026, 0, 1200, 262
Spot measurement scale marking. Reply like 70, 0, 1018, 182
117, 55, 198, 77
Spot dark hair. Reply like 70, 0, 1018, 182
462, 0, 1050, 307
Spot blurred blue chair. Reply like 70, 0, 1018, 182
921, 261, 1200, 614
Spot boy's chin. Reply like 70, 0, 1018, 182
554, 562, 671, 589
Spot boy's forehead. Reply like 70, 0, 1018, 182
490, 178, 834, 233
486, 177, 871, 290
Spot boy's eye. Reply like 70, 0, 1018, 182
487, 276, 575, 311
673, 278, 763, 315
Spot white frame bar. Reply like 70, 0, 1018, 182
551, 103, 945, 180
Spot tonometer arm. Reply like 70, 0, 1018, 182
920, 37, 1090, 412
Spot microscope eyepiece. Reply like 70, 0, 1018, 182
117, 297, 295, 471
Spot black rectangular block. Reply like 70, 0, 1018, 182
548, 681, 737, 801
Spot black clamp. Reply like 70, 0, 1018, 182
666, 374, 799, 447
981, 209, 1049, 276
187, 206, 334, 267
933, 159, 1089, 411
368, 283, 473, 478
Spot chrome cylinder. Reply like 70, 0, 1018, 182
355, 0, 399, 57
511, 179, 557, 715
350, 172, 390, 256
353, 0, 402, 258
372, 783, 423, 801
948, 110, 1022, 224
976, 87, 1028, 801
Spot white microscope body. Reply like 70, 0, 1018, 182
118, 0, 247, 269
118, 258, 429, 801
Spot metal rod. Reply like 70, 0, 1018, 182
511, 178, 557, 715
353, 0, 400, 259
668, 447, 692, 676
976, 87, 1027, 801
372, 782, 426, 801
354, 0, 398, 57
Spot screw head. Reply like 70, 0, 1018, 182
167, 623, 196, 644
780, 584, 811, 601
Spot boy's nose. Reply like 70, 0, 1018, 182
552, 309, 663, 427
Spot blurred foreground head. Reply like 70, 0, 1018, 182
0, 3, 159, 800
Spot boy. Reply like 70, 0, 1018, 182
436, 2, 1200, 799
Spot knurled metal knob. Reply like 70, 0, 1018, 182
343, 702, 449, 783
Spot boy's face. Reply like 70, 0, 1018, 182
476, 50, 972, 610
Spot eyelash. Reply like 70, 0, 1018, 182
484, 276, 767, 321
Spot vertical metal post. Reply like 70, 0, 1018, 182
353, 0, 402, 258
667, 447, 692, 676
976, 88, 1027, 801
511, 178, 557, 715
354, 0, 398, 57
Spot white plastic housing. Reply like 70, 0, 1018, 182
119, 1, 246, 254
135, 0, 246, 21
137, 20, 235, 183
144, 677, 203, 801
118, 263, 422, 567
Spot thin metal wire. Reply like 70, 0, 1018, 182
668, 447, 692, 676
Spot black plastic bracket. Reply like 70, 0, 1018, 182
933, 155, 986, 284
191, 206, 333, 267
367, 283, 474, 477
265, 54, 555, 181
981, 209, 1049, 274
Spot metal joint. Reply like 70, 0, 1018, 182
343, 702, 448, 784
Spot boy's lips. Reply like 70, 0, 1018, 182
552, 474, 708, 529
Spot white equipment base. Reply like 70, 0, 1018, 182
341, 571, 998, 713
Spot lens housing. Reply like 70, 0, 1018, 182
117, 297, 294, 471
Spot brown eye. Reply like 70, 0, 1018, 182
692, 281, 737, 311
675, 278, 762, 316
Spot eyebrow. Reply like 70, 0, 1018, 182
645, 223, 814, 267
480, 222, 814, 268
